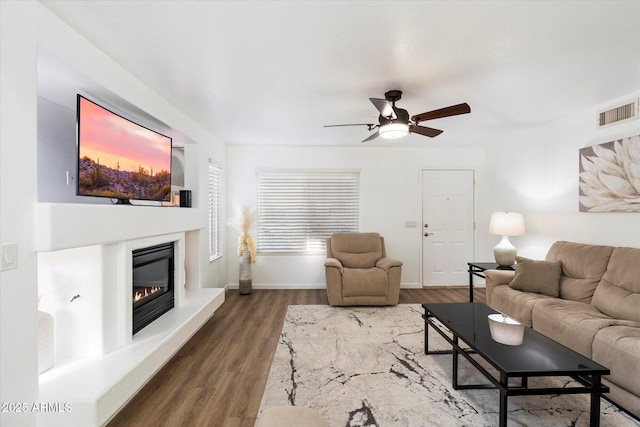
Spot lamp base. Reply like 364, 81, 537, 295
494, 235, 516, 267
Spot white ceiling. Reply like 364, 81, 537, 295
40, 1, 640, 147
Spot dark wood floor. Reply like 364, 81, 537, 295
108, 287, 485, 427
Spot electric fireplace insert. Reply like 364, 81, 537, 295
132, 242, 175, 334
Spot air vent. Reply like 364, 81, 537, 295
597, 98, 639, 128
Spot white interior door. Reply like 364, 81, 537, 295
422, 169, 474, 286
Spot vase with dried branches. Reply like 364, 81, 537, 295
231, 206, 257, 295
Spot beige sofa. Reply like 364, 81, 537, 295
325, 232, 402, 306
485, 241, 640, 418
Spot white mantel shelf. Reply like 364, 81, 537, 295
38, 288, 225, 426
34, 202, 207, 252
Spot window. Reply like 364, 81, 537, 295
257, 170, 360, 253
208, 161, 223, 260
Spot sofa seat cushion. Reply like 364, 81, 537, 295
509, 256, 561, 297
592, 246, 640, 322
592, 326, 640, 399
531, 299, 633, 358
545, 241, 614, 303
490, 285, 553, 327
342, 268, 387, 297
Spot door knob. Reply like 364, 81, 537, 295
424, 232, 433, 237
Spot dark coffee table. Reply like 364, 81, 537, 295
422, 303, 610, 427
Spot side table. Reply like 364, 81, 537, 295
467, 262, 514, 302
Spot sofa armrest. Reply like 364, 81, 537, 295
375, 258, 403, 273
485, 269, 515, 286
324, 257, 343, 273
485, 269, 515, 306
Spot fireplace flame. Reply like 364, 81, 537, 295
133, 286, 162, 303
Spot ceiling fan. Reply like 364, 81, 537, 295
324, 90, 470, 143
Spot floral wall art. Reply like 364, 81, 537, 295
579, 135, 640, 212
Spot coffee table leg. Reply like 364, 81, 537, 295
499, 372, 508, 427
590, 375, 602, 427
499, 389, 507, 427
452, 336, 459, 389
424, 312, 430, 354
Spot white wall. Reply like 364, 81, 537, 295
226, 145, 485, 288
484, 91, 640, 260
1, 4, 227, 425
1, 3, 39, 426
226, 93, 640, 290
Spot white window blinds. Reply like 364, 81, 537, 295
208, 162, 222, 260
257, 170, 360, 253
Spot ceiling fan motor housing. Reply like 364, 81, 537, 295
379, 107, 409, 125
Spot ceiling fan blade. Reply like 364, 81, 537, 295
411, 103, 471, 123
324, 123, 376, 128
362, 131, 380, 143
410, 124, 444, 138
369, 98, 397, 119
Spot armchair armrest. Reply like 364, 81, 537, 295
376, 257, 403, 273
324, 257, 343, 273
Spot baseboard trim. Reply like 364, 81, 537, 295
227, 283, 326, 290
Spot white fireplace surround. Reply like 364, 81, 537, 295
39, 232, 188, 362
35, 203, 225, 426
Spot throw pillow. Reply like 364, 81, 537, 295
508, 256, 562, 297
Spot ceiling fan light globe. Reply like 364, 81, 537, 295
379, 122, 409, 139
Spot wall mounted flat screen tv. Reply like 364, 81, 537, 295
77, 95, 172, 204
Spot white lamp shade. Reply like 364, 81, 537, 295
379, 122, 409, 139
489, 212, 525, 236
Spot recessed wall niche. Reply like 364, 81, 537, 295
36, 50, 193, 205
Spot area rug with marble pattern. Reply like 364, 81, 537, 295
258, 304, 638, 426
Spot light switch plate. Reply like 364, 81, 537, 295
1, 244, 18, 271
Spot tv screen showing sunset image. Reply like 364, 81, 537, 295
77, 95, 172, 202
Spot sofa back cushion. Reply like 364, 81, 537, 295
545, 241, 614, 303
328, 232, 384, 268
592, 247, 640, 322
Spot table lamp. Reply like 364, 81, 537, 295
489, 211, 525, 267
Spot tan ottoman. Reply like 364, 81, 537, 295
255, 406, 329, 427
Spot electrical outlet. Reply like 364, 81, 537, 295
1, 244, 18, 271
66, 171, 75, 186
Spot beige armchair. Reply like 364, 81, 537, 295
325, 232, 403, 306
